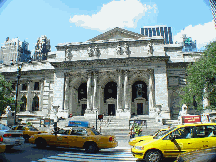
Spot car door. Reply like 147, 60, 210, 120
163, 126, 196, 157
67, 128, 88, 148
195, 125, 216, 149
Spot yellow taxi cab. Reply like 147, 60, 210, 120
11, 125, 47, 142
131, 123, 216, 162
29, 127, 118, 153
129, 128, 168, 146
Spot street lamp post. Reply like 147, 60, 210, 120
14, 64, 23, 125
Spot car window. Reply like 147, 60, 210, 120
11, 126, 17, 130
195, 125, 216, 138
91, 128, 100, 135
56, 129, 68, 135
163, 126, 195, 140
17, 126, 25, 130
0, 124, 10, 130
154, 127, 176, 139
71, 128, 87, 136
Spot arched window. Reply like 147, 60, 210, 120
78, 83, 87, 102
132, 81, 147, 102
20, 96, 27, 111
104, 82, 117, 103
32, 96, 39, 111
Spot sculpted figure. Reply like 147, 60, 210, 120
148, 42, 153, 55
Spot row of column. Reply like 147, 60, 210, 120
64, 69, 155, 113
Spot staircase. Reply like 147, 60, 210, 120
55, 115, 169, 136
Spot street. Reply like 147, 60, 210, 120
0, 136, 176, 162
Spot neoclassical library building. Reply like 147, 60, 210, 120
0, 27, 201, 120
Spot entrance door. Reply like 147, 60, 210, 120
108, 104, 115, 116
81, 104, 87, 116
137, 103, 143, 115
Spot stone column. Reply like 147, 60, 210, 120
53, 71, 65, 111
154, 65, 170, 119
117, 69, 123, 111
39, 78, 44, 111
87, 71, 92, 111
27, 80, 32, 112
124, 70, 129, 110
98, 85, 101, 114
148, 69, 155, 117
93, 71, 98, 111
64, 74, 70, 111
93, 72, 98, 111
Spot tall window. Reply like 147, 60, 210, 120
32, 96, 39, 111
22, 83, 27, 90
20, 96, 27, 111
34, 82, 39, 90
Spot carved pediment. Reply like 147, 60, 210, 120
88, 27, 146, 42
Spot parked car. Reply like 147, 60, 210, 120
11, 125, 47, 142
129, 128, 168, 146
175, 147, 216, 162
29, 127, 118, 153
0, 124, 24, 149
131, 123, 216, 162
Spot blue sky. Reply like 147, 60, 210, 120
0, 0, 215, 54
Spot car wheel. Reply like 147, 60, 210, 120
36, 138, 47, 149
24, 135, 30, 143
145, 150, 162, 162
85, 143, 98, 153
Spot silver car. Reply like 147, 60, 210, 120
0, 124, 25, 149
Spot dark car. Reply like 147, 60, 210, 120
175, 147, 216, 162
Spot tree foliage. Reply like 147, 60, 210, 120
180, 41, 216, 111
0, 74, 14, 115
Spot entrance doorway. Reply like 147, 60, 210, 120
108, 104, 115, 116
81, 104, 87, 116
137, 103, 143, 115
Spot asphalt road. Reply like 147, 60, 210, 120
0, 137, 176, 162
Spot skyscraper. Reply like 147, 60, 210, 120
34, 35, 51, 61
140, 25, 173, 44
0, 37, 31, 65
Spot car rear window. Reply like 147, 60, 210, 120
91, 128, 100, 135
28, 127, 38, 131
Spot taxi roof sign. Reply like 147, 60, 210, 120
68, 121, 90, 127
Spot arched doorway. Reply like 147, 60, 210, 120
78, 83, 87, 116
104, 82, 117, 116
132, 81, 148, 115
32, 95, 39, 111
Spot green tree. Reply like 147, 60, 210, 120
180, 41, 216, 111
0, 74, 15, 115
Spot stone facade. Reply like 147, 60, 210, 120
0, 27, 201, 120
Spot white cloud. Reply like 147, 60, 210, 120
69, 0, 157, 32
173, 21, 216, 50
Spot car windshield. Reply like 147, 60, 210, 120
153, 127, 177, 139
0, 124, 10, 130
91, 128, 101, 135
